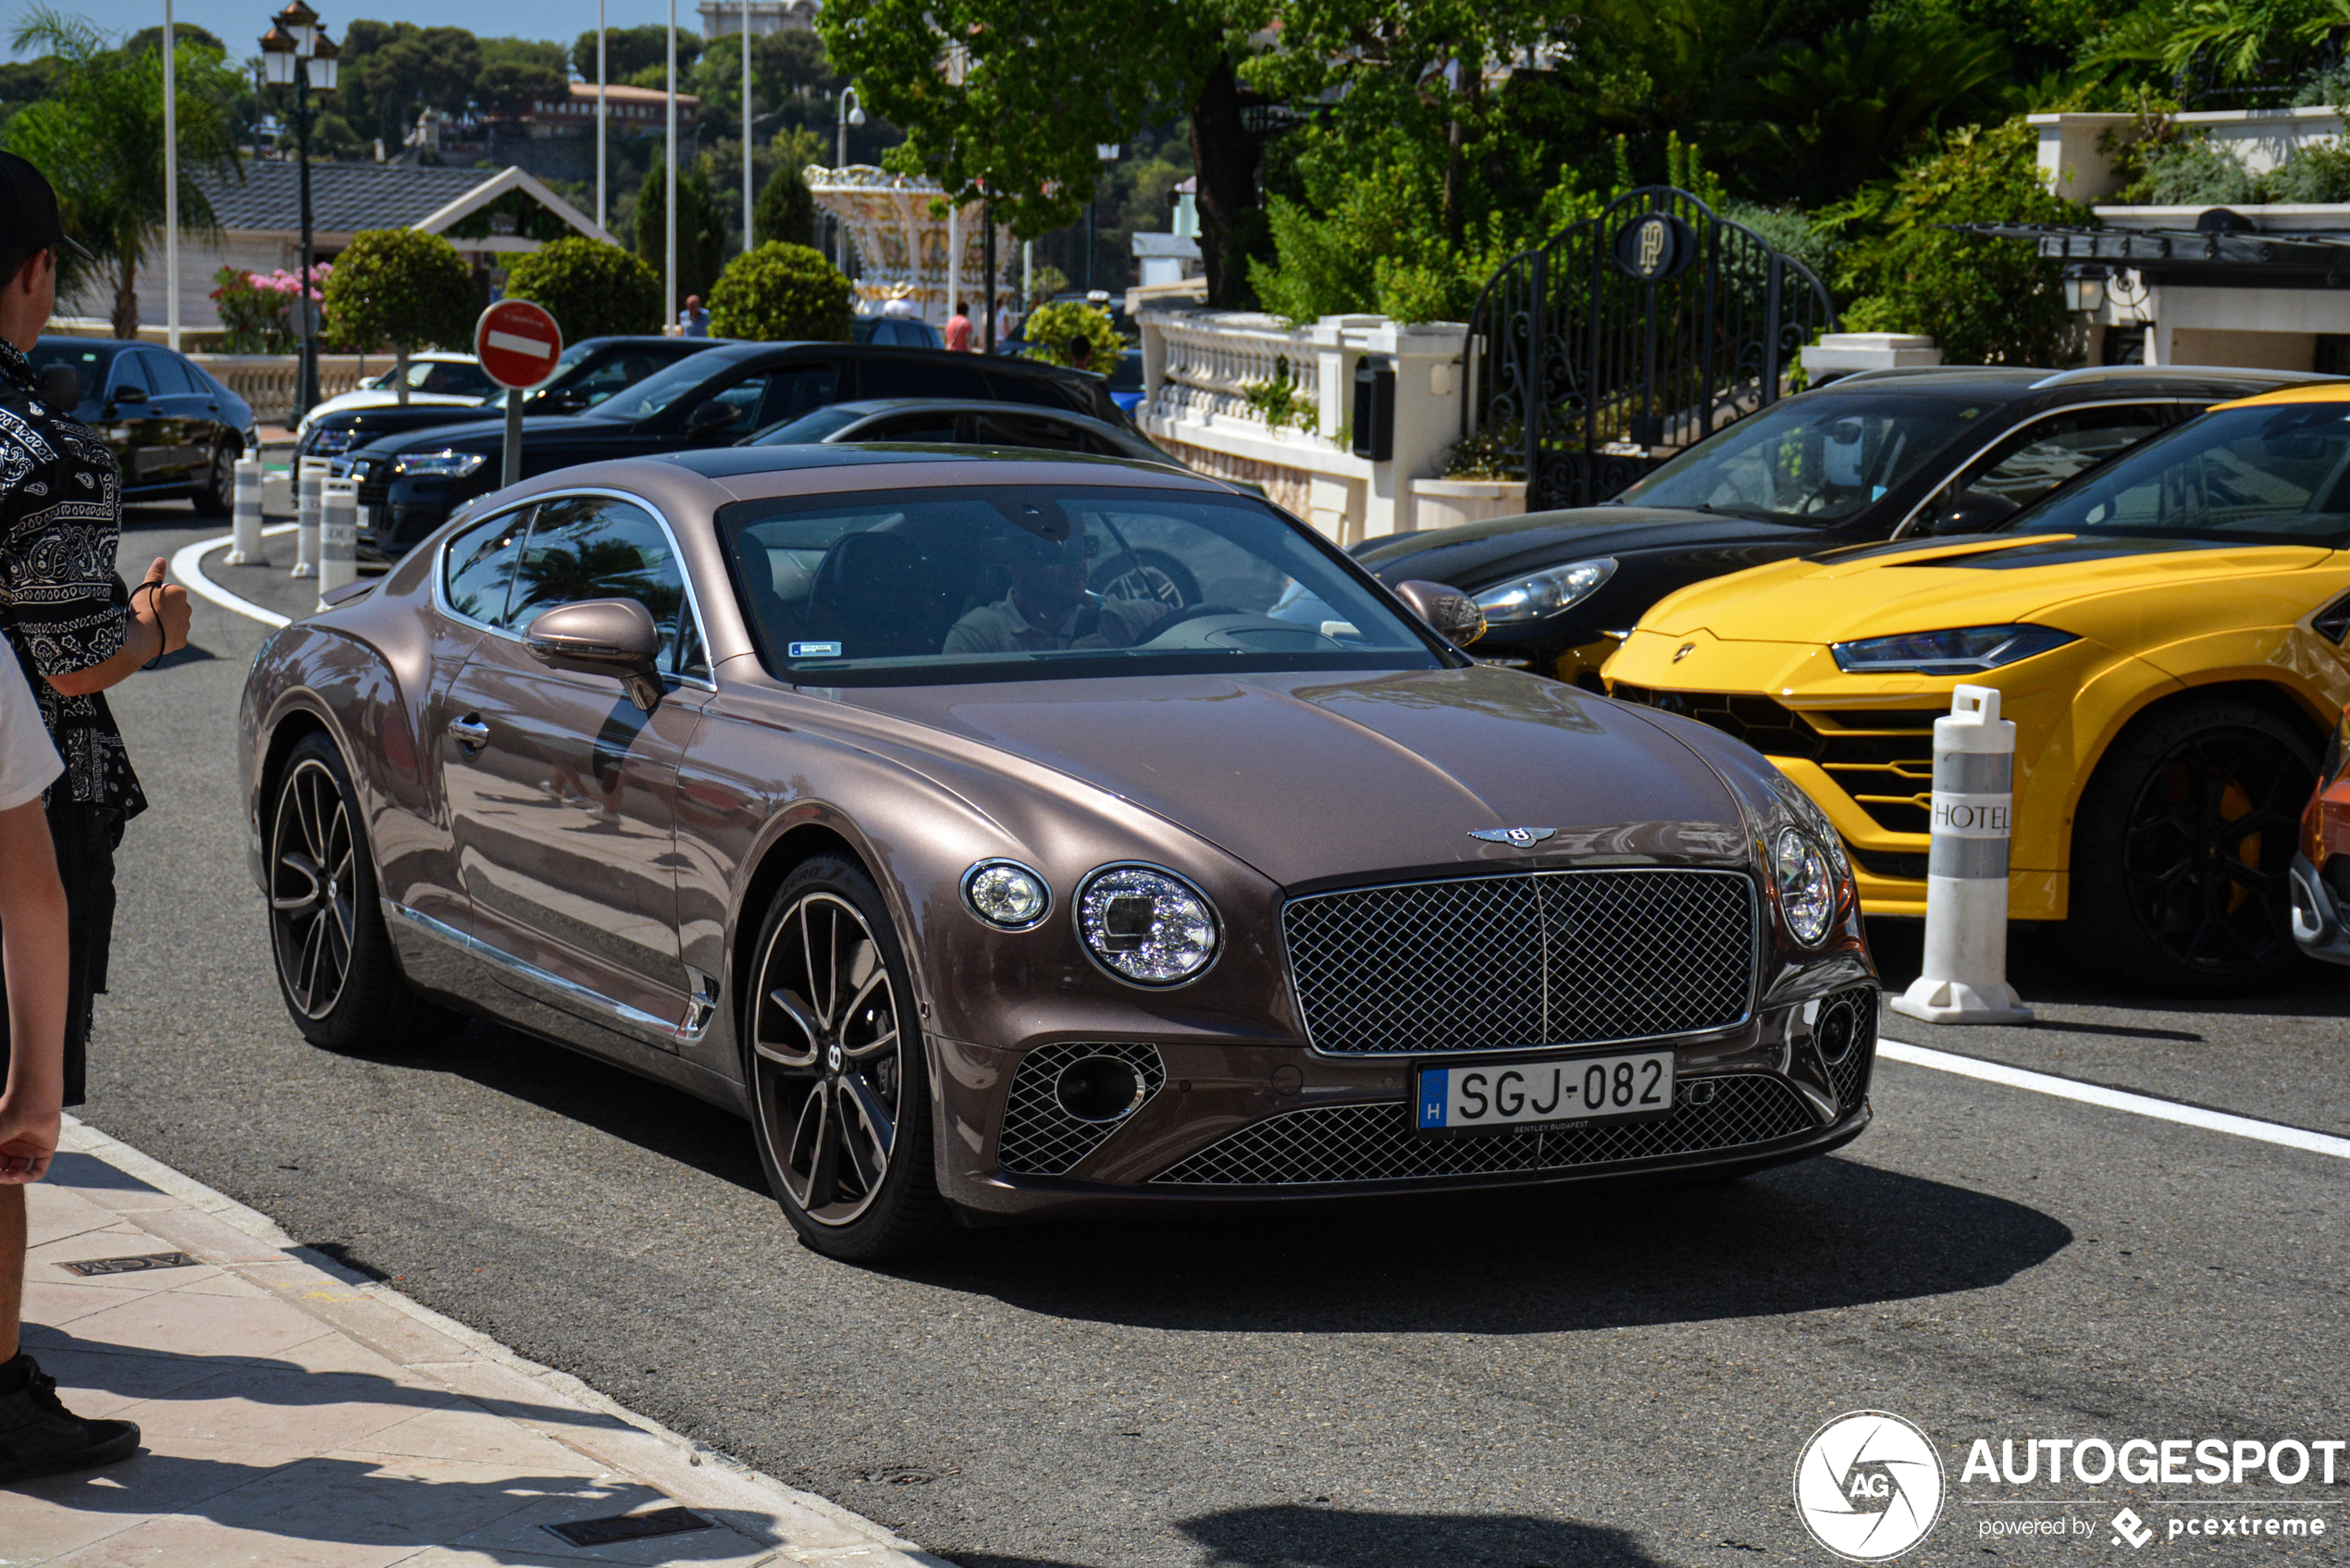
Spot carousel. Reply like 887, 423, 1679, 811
805, 165, 1015, 327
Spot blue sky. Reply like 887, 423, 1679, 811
9, 0, 675, 58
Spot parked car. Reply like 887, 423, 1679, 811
298, 336, 722, 459
2292, 706, 2350, 967
338, 341, 1129, 555
852, 316, 945, 349
293, 352, 497, 447
744, 397, 1176, 462
1358, 366, 2327, 685
1604, 381, 2350, 994
29, 335, 259, 514
241, 444, 1877, 1262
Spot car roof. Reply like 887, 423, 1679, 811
409, 352, 477, 363
810, 398, 1118, 424
1815, 364, 2334, 399
655, 445, 1206, 486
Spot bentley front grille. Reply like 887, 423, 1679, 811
995, 1042, 1166, 1177
1148, 1073, 1817, 1186
1282, 869, 1755, 1056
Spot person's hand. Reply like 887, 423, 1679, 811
133, 557, 192, 660
0, 1093, 59, 1183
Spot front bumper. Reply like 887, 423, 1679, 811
933, 982, 1880, 1218
2289, 851, 2350, 966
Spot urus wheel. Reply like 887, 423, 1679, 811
267, 732, 450, 1049
746, 857, 945, 1260
2071, 698, 2316, 995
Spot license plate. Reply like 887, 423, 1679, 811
1416, 1050, 1675, 1132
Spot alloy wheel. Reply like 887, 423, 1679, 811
749, 891, 904, 1227
2117, 725, 2308, 977
269, 758, 356, 1019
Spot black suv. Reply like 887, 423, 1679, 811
299, 335, 723, 460
343, 341, 1126, 554
1358, 365, 2331, 685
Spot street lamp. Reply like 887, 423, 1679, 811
834, 87, 864, 271
258, 0, 339, 417
2063, 264, 2109, 315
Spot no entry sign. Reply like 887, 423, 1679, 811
475, 299, 563, 389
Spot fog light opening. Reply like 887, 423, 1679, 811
1055, 1056, 1146, 1123
1814, 999, 1859, 1065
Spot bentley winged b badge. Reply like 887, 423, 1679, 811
1467, 826, 1557, 848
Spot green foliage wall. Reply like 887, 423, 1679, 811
502, 238, 662, 340
706, 242, 853, 340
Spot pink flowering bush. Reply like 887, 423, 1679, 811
212, 264, 333, 352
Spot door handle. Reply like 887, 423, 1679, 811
447, 714, 489, 749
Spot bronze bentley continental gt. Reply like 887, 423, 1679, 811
240, 446, 1880, 1260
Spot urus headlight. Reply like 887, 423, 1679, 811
392, 448, 486, 478
1077, 865, 1219, 986
962, 859, 1050, 930
1772, 828, 1837, 947
1473, 558, 1616, 624
1830, 623, 2074, 675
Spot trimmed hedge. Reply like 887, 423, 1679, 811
502, 238, 663, 340
707, 242, 854, 341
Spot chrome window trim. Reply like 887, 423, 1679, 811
432, 484, 718, 691
1280, 865, 1760, 1061
1886, 398, 2207, 540
382, 899, 703, 1047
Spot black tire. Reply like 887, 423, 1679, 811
2069, 698, 2317, 995
192, 442, 235, 517
266, 732, 453, 1049
742, 856, 947, 1262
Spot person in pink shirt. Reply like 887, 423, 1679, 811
944, 301, 974, 353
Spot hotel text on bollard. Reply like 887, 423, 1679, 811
293, 457, 327, 580
1892, 684, 2035, 1025
318, 478, 358, 609
227, 454, 267, 566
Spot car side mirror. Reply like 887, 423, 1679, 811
39, 365, 80, 409
113, 385, 147, 404
685, 398, 736, 434
523, 599, 663, 710
1916, 489, 2018, 537
1393, 579, 1487, 647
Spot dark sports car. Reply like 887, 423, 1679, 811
241, 445, 1877, 1261
1360, 366, 2323, 685
29, 335, 258, 514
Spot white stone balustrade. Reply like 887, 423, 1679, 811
189, 354, 387, 426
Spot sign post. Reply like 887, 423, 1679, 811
473, 299, 563, 489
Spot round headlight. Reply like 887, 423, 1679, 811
1772, 828, 1837, 946
1076, 865, 1219, 986
962, 859, 1050, 930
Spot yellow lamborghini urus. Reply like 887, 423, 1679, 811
1605, 383, 2350, 994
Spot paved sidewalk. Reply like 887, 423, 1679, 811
1, 1119, 949, 1568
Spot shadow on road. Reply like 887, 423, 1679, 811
957, 1504, 1671, 1568
907, 1154, 2069, 1335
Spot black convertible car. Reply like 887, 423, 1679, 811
341, 341, 1126, 554
1358, 365, 2324, 685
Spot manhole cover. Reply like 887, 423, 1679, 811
58, 1252, 197, 1278
543, 1506, 713, 1548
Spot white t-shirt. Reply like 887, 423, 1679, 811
0, 652, 63, 813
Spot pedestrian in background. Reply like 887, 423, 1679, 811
0, 156, 190, 1479
679, 294, 709, 338
945, 300, 973, 353
1069, 335, 1095, 375
995, 298, 1016, 348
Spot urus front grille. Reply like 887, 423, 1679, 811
1282, 869, 1755, 1056
995, 1042, 1165, 1177
1149, 1073, 1817, 1186
1613, 685, 1939, 835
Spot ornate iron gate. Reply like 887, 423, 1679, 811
1464, 186, 1837, 510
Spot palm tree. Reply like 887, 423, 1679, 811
5, 9, 243, 337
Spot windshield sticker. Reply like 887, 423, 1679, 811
788, 641, 845, 658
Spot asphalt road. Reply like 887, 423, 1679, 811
56, 499, 2350, 1567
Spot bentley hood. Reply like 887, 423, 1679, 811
832, 665, 1748, 887
1641, 532, 2336, 643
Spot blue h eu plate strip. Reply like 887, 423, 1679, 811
1417, 1068, 1447, 1129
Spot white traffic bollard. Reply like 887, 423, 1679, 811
1892, 684, 2034, 1024
318, 478, 358, 608
226, 454, 267, 565
292, 458, 326, 579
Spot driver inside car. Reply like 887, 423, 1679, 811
942, 533, 1175, 655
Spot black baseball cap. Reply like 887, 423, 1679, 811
0, 153, 94, 262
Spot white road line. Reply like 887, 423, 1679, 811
1879, 1037, 2350, 1162
171, 524, 299, 630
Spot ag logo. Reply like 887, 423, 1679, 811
1793, 1411, 1945, 1561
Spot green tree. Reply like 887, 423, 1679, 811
706, 242, 853, 340
1017, 300, 1123, 367
475, 60, 570, 116
573, 24, 699, 82
342, 24, 482, 147
503, 237, 662, 339
1833, 117, 2085, 366
753, 159, 816, 249
635, 161, 730, 303
3, 9, 242, 336
321, 229, 476, 394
